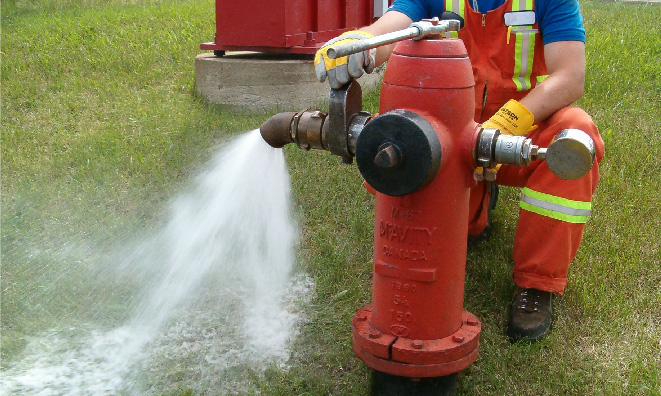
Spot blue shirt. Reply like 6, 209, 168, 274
389, 0, 586, 44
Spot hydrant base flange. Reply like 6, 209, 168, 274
352, 306, 481, 377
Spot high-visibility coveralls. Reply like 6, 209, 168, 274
442, 0, 606, 294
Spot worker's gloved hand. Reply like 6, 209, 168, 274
314, 30, 376, 89
476, 100, 537, 181
482, 99, 536, 136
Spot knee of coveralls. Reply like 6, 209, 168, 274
497, 106, 605, 294
468, 181, 491, 236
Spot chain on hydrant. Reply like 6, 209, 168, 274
259, 22, 595, 395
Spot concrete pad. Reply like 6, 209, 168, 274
195, 52, 383, 113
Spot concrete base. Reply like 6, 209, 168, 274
195, 52, 383, 112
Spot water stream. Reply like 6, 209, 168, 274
1, 130, 312, 395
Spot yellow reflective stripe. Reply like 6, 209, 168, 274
512, 29, 536, 91
513, 33, 524, 90
523, 188, 592, 210
537, 74, 549, 83
444, 0, 463, 38
445, 0, 464, 18
512, 0, 534, 12
520, 187, 592, 223
511, 0, 535, 91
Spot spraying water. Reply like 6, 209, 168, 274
1, 130, 312, 395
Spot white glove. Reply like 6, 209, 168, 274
314, 30, 376, 89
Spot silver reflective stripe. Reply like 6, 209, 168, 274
517, 0, 529, 11
520, 193, 592, 218
517, 31, 532, 90
445, 0, 463, 38
510, 0, 536, 91
453, 0, 462, 14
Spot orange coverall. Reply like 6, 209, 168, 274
457, 0, 606, 294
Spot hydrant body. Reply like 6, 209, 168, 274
352, 38, 482, 378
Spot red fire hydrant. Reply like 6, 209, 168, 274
351, 35, 481, 391
259, 19, 594, 395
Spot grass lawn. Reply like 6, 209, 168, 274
1, 0, 659, 395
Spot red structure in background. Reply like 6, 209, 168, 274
200, 0, 391, 55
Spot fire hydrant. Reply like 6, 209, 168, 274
260, 19, 595, 395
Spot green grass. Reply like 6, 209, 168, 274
1, 0, 660, 395
1, 0, 263, 361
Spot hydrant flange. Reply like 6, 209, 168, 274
352, 306, 481, 377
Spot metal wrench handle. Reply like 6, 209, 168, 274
326, 19, 461, 60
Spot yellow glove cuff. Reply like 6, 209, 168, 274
342, 30, 374, 38
315, 30, 374, 70
482, 99, 535, 136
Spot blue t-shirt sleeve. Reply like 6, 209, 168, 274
388, 0, 585, 44
388, 0, 436, 22
537, 0, 585, 44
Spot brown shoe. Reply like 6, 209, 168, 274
507, 288, 553, 342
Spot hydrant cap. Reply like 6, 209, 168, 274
356, 110, 441, 196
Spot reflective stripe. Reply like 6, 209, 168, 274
520, 187, 592, 223
445, 0, 463, 38
537, 74, 549, 83
512, 29, 536, 91
446, 0, 464, 17
511, 0, 536, 91
513, 0, 534, 12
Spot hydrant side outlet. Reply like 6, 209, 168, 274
356, 110, 442, 197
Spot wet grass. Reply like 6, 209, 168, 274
2, 0, 660, 395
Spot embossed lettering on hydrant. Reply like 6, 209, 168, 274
379, 221, 434, 245
383, 245, 428, 261
391, 207, 422, 221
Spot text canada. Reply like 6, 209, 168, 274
383, 245, 428, 261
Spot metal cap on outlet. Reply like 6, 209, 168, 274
544, 129, 596, 180
356, 110, 441, 196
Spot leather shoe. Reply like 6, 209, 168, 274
507, 287, 553, 342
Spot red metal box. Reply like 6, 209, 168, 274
201, 0, 390, 54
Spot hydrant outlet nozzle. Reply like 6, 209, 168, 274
475, 127, 595, 180
260, 109, 329, 151
260, 111, 297, 148
259, 80, 371, 164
